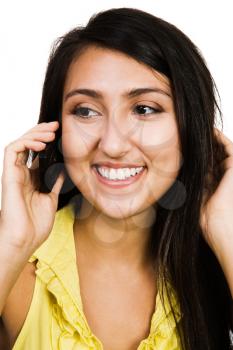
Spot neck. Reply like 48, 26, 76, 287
73, 197, 157, 273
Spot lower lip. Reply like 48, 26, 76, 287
92, 166, 147, 189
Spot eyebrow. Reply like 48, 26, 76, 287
64, 87, 172, 102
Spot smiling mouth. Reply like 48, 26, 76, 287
91, 165, 147, 188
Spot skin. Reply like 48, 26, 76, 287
200, 129, 233, 297
61, 45, 182, 276
60, 46, 233, 302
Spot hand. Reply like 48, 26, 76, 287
0, 121, 65, 253
200, 128, 233, 262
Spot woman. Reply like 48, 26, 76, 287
0, 7, 232, 350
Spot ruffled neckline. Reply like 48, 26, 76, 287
28, 201, 182, 349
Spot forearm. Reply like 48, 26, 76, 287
0, 238, 31, 315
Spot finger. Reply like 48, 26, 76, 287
20, 131, 56, 141
221, 156, 233, 171
3, 140, 46, 180
17, 132, 55, 165
214, 128, 233, 157
50, 171, 66, 198
30, 121, 59, 131
22, 121, 59, 136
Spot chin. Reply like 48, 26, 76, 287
93, 196, 147, 221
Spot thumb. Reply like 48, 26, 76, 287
50, 170, 66, 198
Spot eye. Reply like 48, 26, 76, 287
133, 104, 162, 117
71, 106, 99, 119
70, 104, 162, 120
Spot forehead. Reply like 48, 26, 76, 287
63, 46, 171, 96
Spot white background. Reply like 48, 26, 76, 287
0, 0, 232, 206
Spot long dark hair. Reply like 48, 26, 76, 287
29, 7, 233, 349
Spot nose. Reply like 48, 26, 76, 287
97, 114, 131, 158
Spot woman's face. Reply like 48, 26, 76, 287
61, 45, 182, 220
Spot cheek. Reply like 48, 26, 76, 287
61, 119, 98, 160
138, 119, 182, 176
151, 146, 182, 178
134, 115, 178, 148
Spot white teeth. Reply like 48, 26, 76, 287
118, 169, 125, 180
109, 169, 116, 180
125, 168, 130, 177
131, 168, 136, 176
96, 166, 144, 180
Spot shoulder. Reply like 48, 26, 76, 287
1, 260, 37, 348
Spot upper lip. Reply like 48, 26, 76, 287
93, 161, 146, 169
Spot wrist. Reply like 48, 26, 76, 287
0, 234, 33, 265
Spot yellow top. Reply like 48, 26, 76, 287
12, 201, 182, 350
